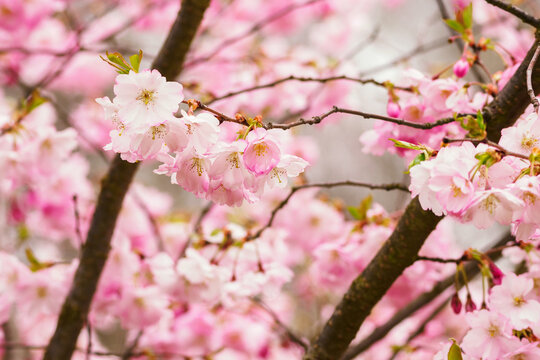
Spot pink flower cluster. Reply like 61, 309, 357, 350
410, 111, 540, 241
97, 70, 309, 206
360, 69, 489, 160
439, 273, 540, 360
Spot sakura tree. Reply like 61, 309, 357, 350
1, 0, 540, 360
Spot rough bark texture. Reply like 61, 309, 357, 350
342, 232, 513, 360
43, 1, 210, 359
304, 31, 540, 360
485, 30, 540, 142
304, 198, 442, 360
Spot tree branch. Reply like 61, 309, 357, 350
42, 1, 211, 359
484, 0, 540, 28
206, 75, 411, 105
341, 232, 513, 360
304, 33, 540, 358
485, 30, 540, 141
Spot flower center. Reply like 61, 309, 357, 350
487, 324, 500, 337
513, 296, 525, 307
253, 143, 268, 157
137, 89, 155, 106
481, 194, 499, 214
521, 132, 538, 151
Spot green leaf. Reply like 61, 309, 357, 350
129, 50, 143, 73
448, 340, 463, 360
348, 195, 373, 221
462, 3, 473, 29
25, 90, 47, 113
476, 110, 485, 131
390, 138, 425, 151
347, 206, 362, 220
445, 19, 464, 34
407, 152, 427, 172
25, 248, 48, 272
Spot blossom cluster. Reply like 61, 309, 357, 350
409, 111, 540, 241
97, 70, 309, 206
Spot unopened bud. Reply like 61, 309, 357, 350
465, 294, 477, 312
488, 262, 504, 286
451, 293, 462, 314
453, 58, 470, 78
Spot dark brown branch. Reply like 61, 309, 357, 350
484, 0, 540, 28
341, 232, 513, 360
305, 28, 540, 360
527, 43, 540, 112
304, 197, 442, 360
267, 106, 458, 130
485, 30, 540, 141
42, 1, 211, 359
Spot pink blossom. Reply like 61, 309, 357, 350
461, 309, 519, 360
114, 69, 184, 128
489, 273, 540, 329
243, 128, 282, 176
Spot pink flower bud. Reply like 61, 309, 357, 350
465, 294, 477, 312
453, 58, 469, 78
386, 101, 401, 118
451, 293, 462, 314
488, 262, 504, 286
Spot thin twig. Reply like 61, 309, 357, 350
267, 106, 458, 130
246, 181, 409, 242
484, 0, 540, 28
206, 75, 411, 105
184, 0, 322, 68
387, 298, 450, 360
443, 137, 531, 160
121, 330, 143, 360
527, 43, 540, 113
85, 324, 92, 360
73, 195, 84, 247
415, 255, 462, 264
253, 299, 308, 351
178, 202, 214, 260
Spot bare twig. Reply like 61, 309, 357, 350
178, 202, 214, 260
485, 0, 540, 28
121, 330, 143, 360
443, 137, 530, 160
527, 43, 540, 113
387, 298, 450, 360
267, 106, 458, 130
184, 0, 322, 68
247, 181, 409, 242
253, 299, 308, 351
72, 195, 84, 246
206, 75, 411, 105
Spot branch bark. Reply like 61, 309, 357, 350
303, 31, 540, 360
42, 1, 211, 359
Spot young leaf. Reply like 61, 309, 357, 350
129, 50, 143, 73
390, 138, 425, 151
448, 339, 463, 360
445, 19, 464, 34
462, 3, 473, 29
347, 206, 362, 220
